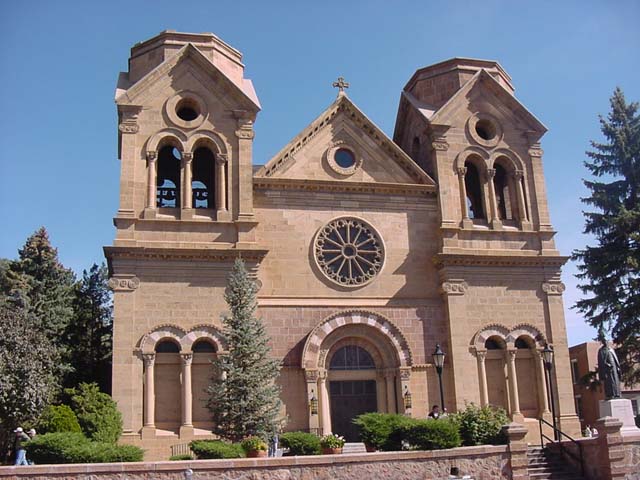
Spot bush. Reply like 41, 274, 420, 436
25, 432, 143, 464
279, 431, 321, 456
452, 403, 509, 446
352, 413, 414, 451
37, 405, 82, 434
66, 383, 123, 443
241, 436, 267, 452
402, 418, 461, 450
190, 440, 245, 459
169, 453, 194, 461
319, 433, 345, 449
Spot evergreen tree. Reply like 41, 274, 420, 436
206, 259, 282, 441
66, 263, 113, 392
573, 88, 640, 384
0, 300, 60, 459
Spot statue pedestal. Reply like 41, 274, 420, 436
599, 398, 640, 435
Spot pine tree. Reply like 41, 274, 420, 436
66, 263, 113, 392
573, 88, 640, 384
206, 259, 282, 441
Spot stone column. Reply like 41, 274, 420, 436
385, 371, 396, 414
486, 168, 502, 229
234, 112, 255, 221
398, 367, 412, 416
457, 166, 473, 229
146, 151, 157, 210
142, 354, 156, 432
215, 154, 228, 213
476, 350, 489, 407
180, 353, 193, 436
593, 416, 627, 480
506, 349, 521, 417
535, 350, 551, 415
376, 371, 387, 413
318, 371, 331, 435
304, 370, 320, 433
502, 422, 530, 480
182, 152, 193, 210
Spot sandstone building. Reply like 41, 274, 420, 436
105, 30, 580, 459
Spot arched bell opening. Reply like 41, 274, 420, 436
154, 339, 182, 431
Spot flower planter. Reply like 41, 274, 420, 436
246, 449, 268, 458
322, 447, 343, 455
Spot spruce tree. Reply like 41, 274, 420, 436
573, 88, 640, 384
206, 259, 282, 441
66, 263, 113, 392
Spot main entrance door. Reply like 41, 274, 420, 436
329, 380, 377, 441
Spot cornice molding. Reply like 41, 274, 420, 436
104, 246, 268, 262
253, 177, 436, 197
433, 253, 569, 269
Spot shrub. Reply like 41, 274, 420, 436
352, 413, 414, 451
279, 431, 321, 456
241, 436, 268, 452
169, 453, 194, 461
452, 403, 509, 446
24, 432, 143, 464
37, 405, 82, 434
66, 383, 123, 443
319, 433, 345, 449
402, 418, 461, 450
190, 440, 245, 459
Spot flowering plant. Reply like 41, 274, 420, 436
319, 433, 345, 448
240, 436, 268, 452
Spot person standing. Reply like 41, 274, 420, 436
428, 405, 441, 419
13, 427, 30, 466
26, 429, 37, 464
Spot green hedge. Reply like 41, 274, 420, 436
451, 403, 509, 446
169, 454, 194, 461
25, 432, 143, 464
402, 418, 461, 450
352, 413, 414, 451
190, 440, 245, 459
66, 383, 123, 443
279, 432, 321, 456
37, 405, 82, 434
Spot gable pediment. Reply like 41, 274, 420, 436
256, 95, 434, 188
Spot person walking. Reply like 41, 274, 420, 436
13, 427, 30, 466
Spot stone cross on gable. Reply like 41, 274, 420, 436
332, 76, 350, 96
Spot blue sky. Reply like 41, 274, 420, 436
1, 1, 639, 345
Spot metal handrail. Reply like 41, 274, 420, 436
538, 417, 584, 477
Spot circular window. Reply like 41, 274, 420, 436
176, 99, 199, 121
467, 114, 502, 147
326, 143, 362, 176
314, 217, 384, 287
166, 91, 207, 129
475, 119, 496, 141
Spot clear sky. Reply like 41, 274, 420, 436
1, 0, 638, 346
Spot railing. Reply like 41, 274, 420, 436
170, 443, 193, 458
538, 417, 584, 477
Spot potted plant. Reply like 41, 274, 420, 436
241, 436, 268, 458
320, 433, 345, 454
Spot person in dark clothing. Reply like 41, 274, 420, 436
428, 405, 441, 419
13, 427, 30, 466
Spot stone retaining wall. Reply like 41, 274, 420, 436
0, 445, 509, 480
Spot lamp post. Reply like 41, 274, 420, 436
403, 385, 412, 412
433, 344, 446, 411
542, 344, 558, 441
309, 389, 318, 416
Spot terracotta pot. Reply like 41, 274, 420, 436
365, 444, 377, 452
246, 449, 267, 458
322, 447, 343, 455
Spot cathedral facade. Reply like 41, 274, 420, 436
105, 31, 579, 459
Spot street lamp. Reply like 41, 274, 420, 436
309, 389, 318, 416
403, 385, 412, 411
542, 344, 558, 441
433, 344, 446, 411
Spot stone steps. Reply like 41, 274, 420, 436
342, 442, 366, 454
526, 447, 585, 480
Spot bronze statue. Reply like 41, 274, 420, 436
597, 330, 621, 399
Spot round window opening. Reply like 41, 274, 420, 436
314, 217, 384, 287
475, 119, 496, 141
334, 148, 356, 169
176, 99, 200, 122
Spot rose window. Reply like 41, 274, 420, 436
314, 218, 384, 287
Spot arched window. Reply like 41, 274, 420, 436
515, 336, 533, 349
193, 339, 217, 353
157, 145, 182, 208
464, 161, 485, 219
330, 345, 375, 370
155, 339, 181, 353
485, 336, 505, 350
192, 147, 215, 209
493, 163, 513, 220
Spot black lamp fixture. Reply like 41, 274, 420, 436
309, 389, 318, 416
542, 344, 558, 441
432, 344, 446, 411
403, 385, 412, 411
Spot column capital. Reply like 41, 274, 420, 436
528, 143, 544, 157
456, 166, 467, 177
439, 279, 468, 296
182, 152, 193, 163
513, 170, 524, 181
506, 349, 518, 361
142, 353, 155, 367
146, 150, 157, 162
181, 353, 193, 366
486, 168, 496, 180
304, 369, 319, 383
215, 153, 229, 166
399, 367, 412, 381
542, 281, 565, 295
476, 350, 487, 361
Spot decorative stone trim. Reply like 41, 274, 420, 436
142, 353, 155, 367
439, 280, 468, 296
108, 275, 140, 291
431, 140, 449, 151
542, 282, 566, 295
325, 141, 363, 176
472, 323, 546, 350
253, 177, 436, 197
139, 323, 226, 354
105, 246, 268, 263
434, 253, 569, 269
118, 105, 142, 134
165, 90, 207, 130
301, 310, 413, 369
304, 369, 319, 383
528, 144, 544, 157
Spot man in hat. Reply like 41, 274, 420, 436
13, 427, 30, 466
